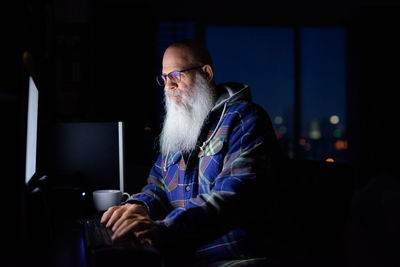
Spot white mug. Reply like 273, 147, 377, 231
93, 189, 130, 212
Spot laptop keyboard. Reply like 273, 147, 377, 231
84, 216, 113, 248
82, 215, 162, 266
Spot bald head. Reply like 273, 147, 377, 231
165, 39, 213, 68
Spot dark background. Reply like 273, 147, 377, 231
16, 0, 399, 189
2, 0, 400, 266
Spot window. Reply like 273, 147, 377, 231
300, 28, 346, 162
206, 26, 347, 162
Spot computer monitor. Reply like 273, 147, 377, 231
46, 121, 126, 194
118, 121, 125, 193
25, 76, 39, 185
18, 72, 53, 265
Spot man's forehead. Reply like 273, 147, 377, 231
162, 47, 193, 72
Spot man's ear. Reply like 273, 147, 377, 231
202, 65, 214, 82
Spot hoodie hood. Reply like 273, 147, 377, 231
197, 82, 252, 153
212, 82, 252, 111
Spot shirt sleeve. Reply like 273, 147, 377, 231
124, 154, 173, 220
156, 104, 279, 248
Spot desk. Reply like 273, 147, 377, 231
50, 219, 87, 267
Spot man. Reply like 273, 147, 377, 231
101, 39, 283, 265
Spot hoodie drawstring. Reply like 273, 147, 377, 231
163, 152, 169, 172
200, 101, 228, 152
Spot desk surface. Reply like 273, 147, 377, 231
51, 219, 87, 267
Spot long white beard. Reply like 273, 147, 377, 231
160, 73, 216, 154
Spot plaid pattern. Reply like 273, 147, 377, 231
128, 84, 278, 263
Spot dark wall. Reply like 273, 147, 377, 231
356, 6, 400, 186
90, 3, 156, 123
1, 1, 30, 264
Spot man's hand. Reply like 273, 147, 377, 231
101, 203, 148, 227
100, 203, 161, 247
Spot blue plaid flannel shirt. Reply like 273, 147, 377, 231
127, 83, 280, 263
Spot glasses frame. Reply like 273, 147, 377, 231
156, 65, 204, 86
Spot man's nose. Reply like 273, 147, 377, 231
164, 78, 178, 91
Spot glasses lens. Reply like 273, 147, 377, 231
169, 71, 180, 82
156, 75, 165, 86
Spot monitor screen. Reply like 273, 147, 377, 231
25, 76, 39, 184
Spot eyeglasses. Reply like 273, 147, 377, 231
156, 65, 203, 86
